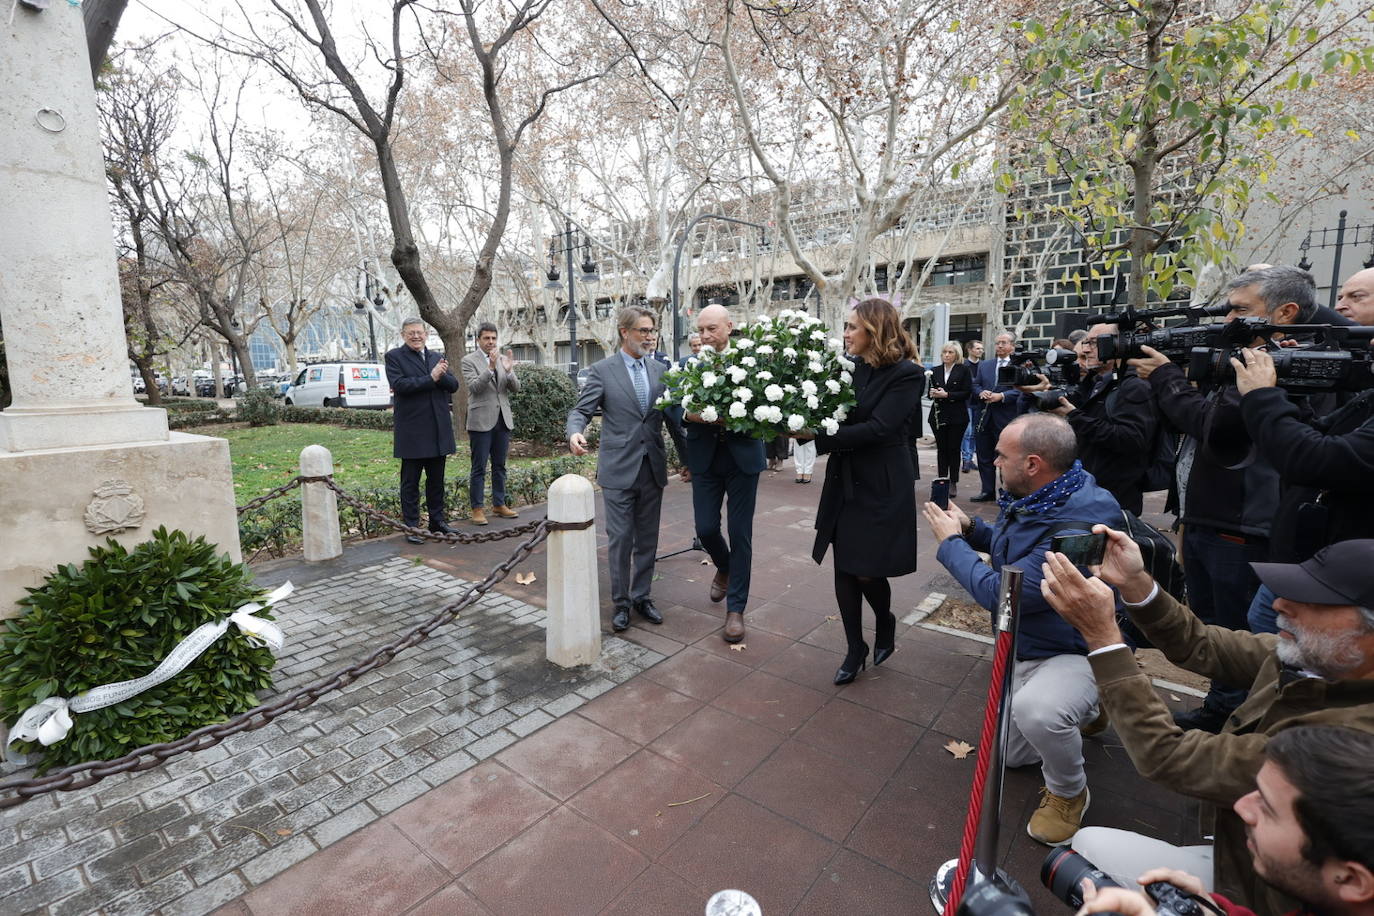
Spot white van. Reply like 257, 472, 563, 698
284, 362, 392, 409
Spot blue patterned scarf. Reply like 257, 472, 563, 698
997, 460, 1088, 519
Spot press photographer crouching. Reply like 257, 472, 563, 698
1025, 322, 1159, 515
1070, 726, 1374, 916
1038, 534, 1374, 916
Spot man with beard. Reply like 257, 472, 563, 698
1074, 725, 1374, 916
1039, 537, 1374, 916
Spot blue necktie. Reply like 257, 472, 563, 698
631, 360, 649, 413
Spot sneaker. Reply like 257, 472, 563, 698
1079, 706, 1110, 737
1173, 705, 1230, 734
1027, 786, 1089, 845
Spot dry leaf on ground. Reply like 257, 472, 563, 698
514, 571, 537, 585
729, 643, 747, 652
944, 739, 975, 760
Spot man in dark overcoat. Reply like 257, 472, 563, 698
970, 330, 1025, 501
385, 318, 459, 544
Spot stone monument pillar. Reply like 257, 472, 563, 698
0, 2, 242, 617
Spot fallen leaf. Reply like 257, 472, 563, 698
825, 615, 838, 622
944, 739, 975, 760
275, 828, 292, 836
729, 643, 747, 652
700, 559, 710, 565
514, 571, 537, 585
1169, 694, 1182, 702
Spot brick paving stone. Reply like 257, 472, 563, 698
0, 555, 654, 914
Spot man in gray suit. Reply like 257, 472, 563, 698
460, 322, 520, 526
567, 307, 688, 632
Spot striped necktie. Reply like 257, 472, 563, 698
631, 360, 649, 413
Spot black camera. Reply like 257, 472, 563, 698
1186, 344, 1374, 392
1042, 848, 1208, 916
1094, 325, 1225, 362
1032, 387, 1070, 411
997, 348, 1077, 387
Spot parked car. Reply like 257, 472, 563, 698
283, 362, 391, 409
576, 367, 592, 390
171, 377, 189, 396
132, 375, 146, 393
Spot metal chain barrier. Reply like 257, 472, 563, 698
0, 515, 594, 809
235, 474, 548, 545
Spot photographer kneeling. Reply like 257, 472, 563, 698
1038, 533, 1374, 916
1073, 726, 1374, 916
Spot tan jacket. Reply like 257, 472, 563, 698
1089, 589, 1374, 916
460, 349, 519, 432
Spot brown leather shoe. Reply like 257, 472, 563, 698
723, 611, 745, 643
709, 570, 728, 603
470, 507, 489, 526
492, 505, 519, 519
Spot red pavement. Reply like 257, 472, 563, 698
221, 449, 1199, 916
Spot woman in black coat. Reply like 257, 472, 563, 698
809, 298, 921, 685
927, 341, 973, 496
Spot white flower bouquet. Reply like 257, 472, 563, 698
657, 310, 858, 439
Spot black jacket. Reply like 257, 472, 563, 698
928, 362, 973, 430
1066, 369, 1157, 514
1148, 363, 1278, 537
385, 345, 458, 460
813, 360, 921, 578
1241, 387, 1374, 562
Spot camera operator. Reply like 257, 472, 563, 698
1230, 347, 1374, 633
1128, 266, 1319, 732
1038, 535, 1374, 916
1072, 726, 1374, 916
1034, 322, 1157, 515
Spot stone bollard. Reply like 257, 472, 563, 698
300, 445, 343, 562
546, 473, 600, 667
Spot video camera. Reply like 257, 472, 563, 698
956, 848, 1212, 916
1184, 321, 1374, 392
997, 348, 1077, 387
1088, 302, 1233, 362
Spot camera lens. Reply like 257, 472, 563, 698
1041, 848, 1123, 909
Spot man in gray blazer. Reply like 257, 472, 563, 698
460, 322, 520, 526
567, 307, 688, 632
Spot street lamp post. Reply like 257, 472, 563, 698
545, 221, 600, 383
355, 260, 388, 361
671, 214, 769, 361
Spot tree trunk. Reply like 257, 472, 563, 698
1129, 0, 1165, 312
439, 328, 469, 445
135, 359, 160, 405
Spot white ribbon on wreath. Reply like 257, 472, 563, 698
6, 582, 293, 749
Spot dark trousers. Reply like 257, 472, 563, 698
468, 417, 511, 507
601, 457, 663, 608
975, 416, 1003, 496
934, 422, 967, 484
692, 446, 760, 613
1182, 525, 1268, 712
400, 456, 447, 526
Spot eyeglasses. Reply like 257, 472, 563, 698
629, 326, 657, 335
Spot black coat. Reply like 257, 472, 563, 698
1065, 369, 1157, 515
812, 360, 921, 577
927, 361, 972, 431
385, 345, 459, 459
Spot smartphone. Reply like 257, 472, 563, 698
1050, 532, 1107, 567
930, 477, 950, 511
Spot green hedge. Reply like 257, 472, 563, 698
240, 454, 596, 557
238, 388, 281, 427
0, 528, 275, 771
280, 405, 394, 430
509, 365, 578, 447
161, 397, 221, 413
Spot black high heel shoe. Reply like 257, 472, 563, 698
834, 645, 869, 685
873, 612, 897, 667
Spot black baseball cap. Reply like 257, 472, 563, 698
1251, 540, 1374, 608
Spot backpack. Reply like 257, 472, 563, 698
1046, 510, 1186, 603
1105, 382, 1178, 493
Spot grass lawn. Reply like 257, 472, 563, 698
189, 423, 557, 499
